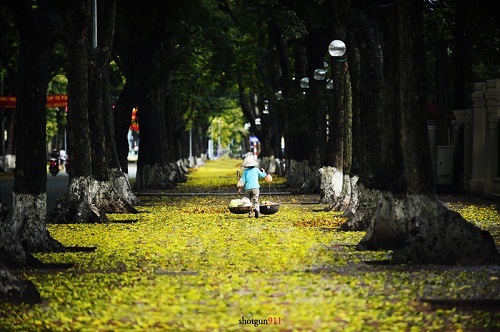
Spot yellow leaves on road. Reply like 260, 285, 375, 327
0, 158, 498, 331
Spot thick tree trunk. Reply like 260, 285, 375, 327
50, 176, 136, 224
135, 164, 177, 191
134, 64, 180, 191
359, 193, 500, 264
50, 0, 138, 223
91, 0, 140, 208
319, 166, 343, 203
0, 264, 40, 304
10, 0, 64, 252
113, 0, 169, 177
132, 28, 190, 191
102, 49, 140, 207
339, 176, 380, 232
0, 0, 67, 304
10, 193, 63, 252
356, 0, 500, 265
114, 81, 137, 175
398, 3, 433, 194
285, 160, 320, 193
111, 168, 141, 206
322, 0, 352, 208
67, 0, 92, 179
302, 166, 321, 194
340, 6, 395, 231
0, 193, 41, 303
393, 195, 499, 264
89, 49, 109, 182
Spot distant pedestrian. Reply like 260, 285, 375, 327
59, 148, 67, 168
49, 148, 59, 160
239, 156, 266, 218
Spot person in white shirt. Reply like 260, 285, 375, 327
59, 148, 67, 168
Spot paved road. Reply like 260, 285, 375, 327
0, 163, 137, 211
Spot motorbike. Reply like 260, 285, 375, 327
49, 157, 59, 176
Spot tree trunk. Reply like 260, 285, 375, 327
49, 0, 92, 223
134, 57, 178, 191
0, 0, 67, 304
0, 187, 40, 303
322, 0, 352, 208
49, 0, 138, 223
51, 176, 136, 223
114, 81, 137, 176
113, 0, 167, 177
358, 0, 500, 265
0, 262, 41, 304
340, 6, 393, 231
89, 0, 139, 209
320, 166, 343, 203
9, 0, 64, 252
128, 7, 187, 191
102, 46, 140, 207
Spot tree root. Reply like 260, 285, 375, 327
358, 192, 500, 265
49, 176, 138, 224
0, 265, 41, 304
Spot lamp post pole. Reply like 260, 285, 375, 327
299, 40, 348, 166
217, 118, 221, 158
92, 0, 97, 49
327, 40, 351, 168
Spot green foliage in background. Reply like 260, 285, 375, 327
208, 108, 248, 157
46, 74, 68, 143
0, 158, 498, 331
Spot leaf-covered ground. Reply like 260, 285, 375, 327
1, 158, 499, 331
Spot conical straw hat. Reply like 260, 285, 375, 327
241, 155, 259, 167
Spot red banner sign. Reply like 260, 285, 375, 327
0, 94, 68, 109
0, 96, 16, 108
46, 94, 68, 108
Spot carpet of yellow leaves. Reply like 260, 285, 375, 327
0, 158, 498, 331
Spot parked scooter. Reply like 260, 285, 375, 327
49, 157, 59, 176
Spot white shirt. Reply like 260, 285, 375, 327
59, 149, 67, 160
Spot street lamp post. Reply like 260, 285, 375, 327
328, 39, 347, 58
299, 40, 347, 163
301, 40, 346, 91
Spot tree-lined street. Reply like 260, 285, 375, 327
0, 158, 498, 331
0, 0, 499, 315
